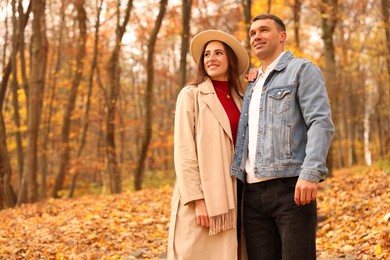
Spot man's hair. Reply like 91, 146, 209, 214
253, 14, 286, 32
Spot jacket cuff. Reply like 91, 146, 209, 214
182, 194, 204, 206
299, 168, 324, 183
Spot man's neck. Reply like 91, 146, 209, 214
260, 51, 284, 72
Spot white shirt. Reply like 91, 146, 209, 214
246, 52, 285, 183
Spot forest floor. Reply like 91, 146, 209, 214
0, 166, 389, 259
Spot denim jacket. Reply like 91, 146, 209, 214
232, 51, 335, 183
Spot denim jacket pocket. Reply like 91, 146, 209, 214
268, 84, 294, 115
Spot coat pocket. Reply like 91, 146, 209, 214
268, 84, 294, 115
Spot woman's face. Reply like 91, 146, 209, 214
203, 41, 229, 81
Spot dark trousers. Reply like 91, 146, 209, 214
237, 180, 244, 241
243, 177, 317, 260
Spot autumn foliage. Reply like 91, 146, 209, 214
1, 0, 390, 208
0, 167, 388, 259
317, 166, 390, 259
0, 186, 172, 259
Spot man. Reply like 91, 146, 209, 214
232, 14, 335, 259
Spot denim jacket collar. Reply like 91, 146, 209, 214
247, 51, 294, 91
274, 50, 293, 72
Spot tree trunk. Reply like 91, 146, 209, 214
179, 0, 192, 89
52, 0, 87, 198
0, 112, 16, 209
320, 0, 338, 176
0, 61, 11, 111
18, 1, 30, 99
0, 1, 31, 210
293, 0, 303, 50
339, 24, 357, 166
0, 3, 30, 107
18, 0, 48, 205
41, 2, 65, 199
380, 0, 390, 158
11, 0, 24, 184
339, 72, 348, 168
134, 0, 168, 190
381, 0, 390, 77
345, 87, 357, 166
241, 0, 251, 64
267, 0, 271, 13
106, 0, 134, 194
68, 0, 103, 198
363, 89, 373, 166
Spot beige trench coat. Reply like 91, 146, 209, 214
167, 78, 247, 260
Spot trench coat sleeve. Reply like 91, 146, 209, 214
174, 86, 204, 205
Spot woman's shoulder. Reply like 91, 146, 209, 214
176, 85, 199, 104
178, 84, 200, 97
182, 84, 199, 91
178, 78, 211, 99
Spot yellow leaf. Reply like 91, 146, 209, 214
374, 244, 382, 256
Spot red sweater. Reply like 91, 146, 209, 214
212, 80, 240, 146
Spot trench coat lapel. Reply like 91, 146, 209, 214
199, 78, 233, 143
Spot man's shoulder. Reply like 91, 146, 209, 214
289, 55, 312, 65
285, 56, 321, 73
275, 51, 312, 71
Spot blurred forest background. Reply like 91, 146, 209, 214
0, 0, 389, 209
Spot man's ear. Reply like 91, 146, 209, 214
280, 31, 287, 43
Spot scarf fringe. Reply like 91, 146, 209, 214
208, 209, 236, 236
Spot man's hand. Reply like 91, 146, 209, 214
194, 199, 209, 227
294, 179, 318, 206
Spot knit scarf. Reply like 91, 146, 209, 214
201, 156, 237, 236
209, 209, 236, 235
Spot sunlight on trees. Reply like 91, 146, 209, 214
0, 0, 388, 206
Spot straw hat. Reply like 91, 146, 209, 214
190, 30, 250, 76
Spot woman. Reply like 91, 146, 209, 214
167, 30, 249, 260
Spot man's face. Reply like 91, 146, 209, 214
249, 19, 286, 61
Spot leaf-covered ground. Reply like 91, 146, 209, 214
0, 167, 388, 259
0, 186, 172, 259
316, 167, 389, 259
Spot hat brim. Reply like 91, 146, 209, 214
190, 30, 250, 76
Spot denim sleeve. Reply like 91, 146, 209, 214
296, 62, 335, 182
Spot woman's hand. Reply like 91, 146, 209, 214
194, 199, 209, 227
245, 67, 259, 82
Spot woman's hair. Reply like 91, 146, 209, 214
187, 41, 244, 97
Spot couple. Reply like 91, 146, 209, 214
168, 14, 335, 260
